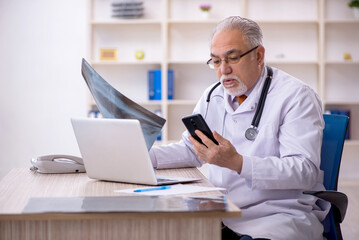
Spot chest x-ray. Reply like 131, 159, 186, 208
81, 58, 166, 150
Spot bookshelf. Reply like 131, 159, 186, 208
323, 0, 359, 167
86, 0, 359, 161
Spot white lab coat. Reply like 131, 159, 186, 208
149, 66, 329, 240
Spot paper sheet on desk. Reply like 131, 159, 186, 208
115, 184, 226, 196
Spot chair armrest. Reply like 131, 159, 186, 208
303, 190, 348, 223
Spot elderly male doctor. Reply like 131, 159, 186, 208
149, 16, 329, 240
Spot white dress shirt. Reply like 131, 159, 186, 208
149, 66, 329, 240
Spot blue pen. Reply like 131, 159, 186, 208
134, 186, 171, 193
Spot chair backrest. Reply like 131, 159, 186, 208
321, 114, 349, 191
321, 114, 349, 240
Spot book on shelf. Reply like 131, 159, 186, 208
168, 70, 174, 100
325, 109, 351, 140
154, 109, 162, 141
88, 105, 103, 118
111, 1, 144, 19
148, 69, 174, 100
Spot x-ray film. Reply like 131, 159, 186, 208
81, 58, 166, 150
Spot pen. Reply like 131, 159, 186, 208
134, 186, 171, 193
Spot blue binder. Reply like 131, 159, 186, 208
148, 69, 174, 100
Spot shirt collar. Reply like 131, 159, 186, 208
225, 66, 267, 114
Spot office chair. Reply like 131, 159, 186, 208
304, 114, 349, 240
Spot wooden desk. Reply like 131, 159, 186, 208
0, 168, 241, 240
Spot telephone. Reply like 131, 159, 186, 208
30, 154, 86, 174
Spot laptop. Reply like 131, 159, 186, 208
71, 117, 201, 185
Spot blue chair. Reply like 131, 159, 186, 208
304, 114, 349, 240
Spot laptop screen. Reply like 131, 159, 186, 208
81, 58, 166, 150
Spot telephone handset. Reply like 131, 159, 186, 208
30, 154, 86, 174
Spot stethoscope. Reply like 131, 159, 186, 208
205, 66, 273, 141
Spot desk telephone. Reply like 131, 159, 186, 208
30, 154, 86, 174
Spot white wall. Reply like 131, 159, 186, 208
0, 0, 89, 179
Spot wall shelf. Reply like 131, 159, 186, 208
325, 61, 359, 65
90, 20, 162, 25
255, 20, 319, 24
87, 0, 359, 160
91, 61, 162, 66
267, 60, 319, 65
325, 20, 359, 24
344, 140, 359, 147
168, 19, 222, 24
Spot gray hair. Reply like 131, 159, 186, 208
210, 16, 263, 47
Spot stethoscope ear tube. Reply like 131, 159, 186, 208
206, 82, 221, 102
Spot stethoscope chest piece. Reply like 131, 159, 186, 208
245, 126, 258, 141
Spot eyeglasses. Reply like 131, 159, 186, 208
207, 45, 259, 69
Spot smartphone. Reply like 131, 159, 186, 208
182, 114, 219, 146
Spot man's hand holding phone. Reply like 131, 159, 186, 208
182, 114, 243, 173
181, 114, 218, 146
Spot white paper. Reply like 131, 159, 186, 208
114, 184, 226, 196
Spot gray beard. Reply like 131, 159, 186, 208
220, 74, 248, 96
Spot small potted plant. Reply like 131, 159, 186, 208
348, 0, 359, 18
199, 4, 211, 19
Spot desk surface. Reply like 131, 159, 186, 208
0, 168, 241, 220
